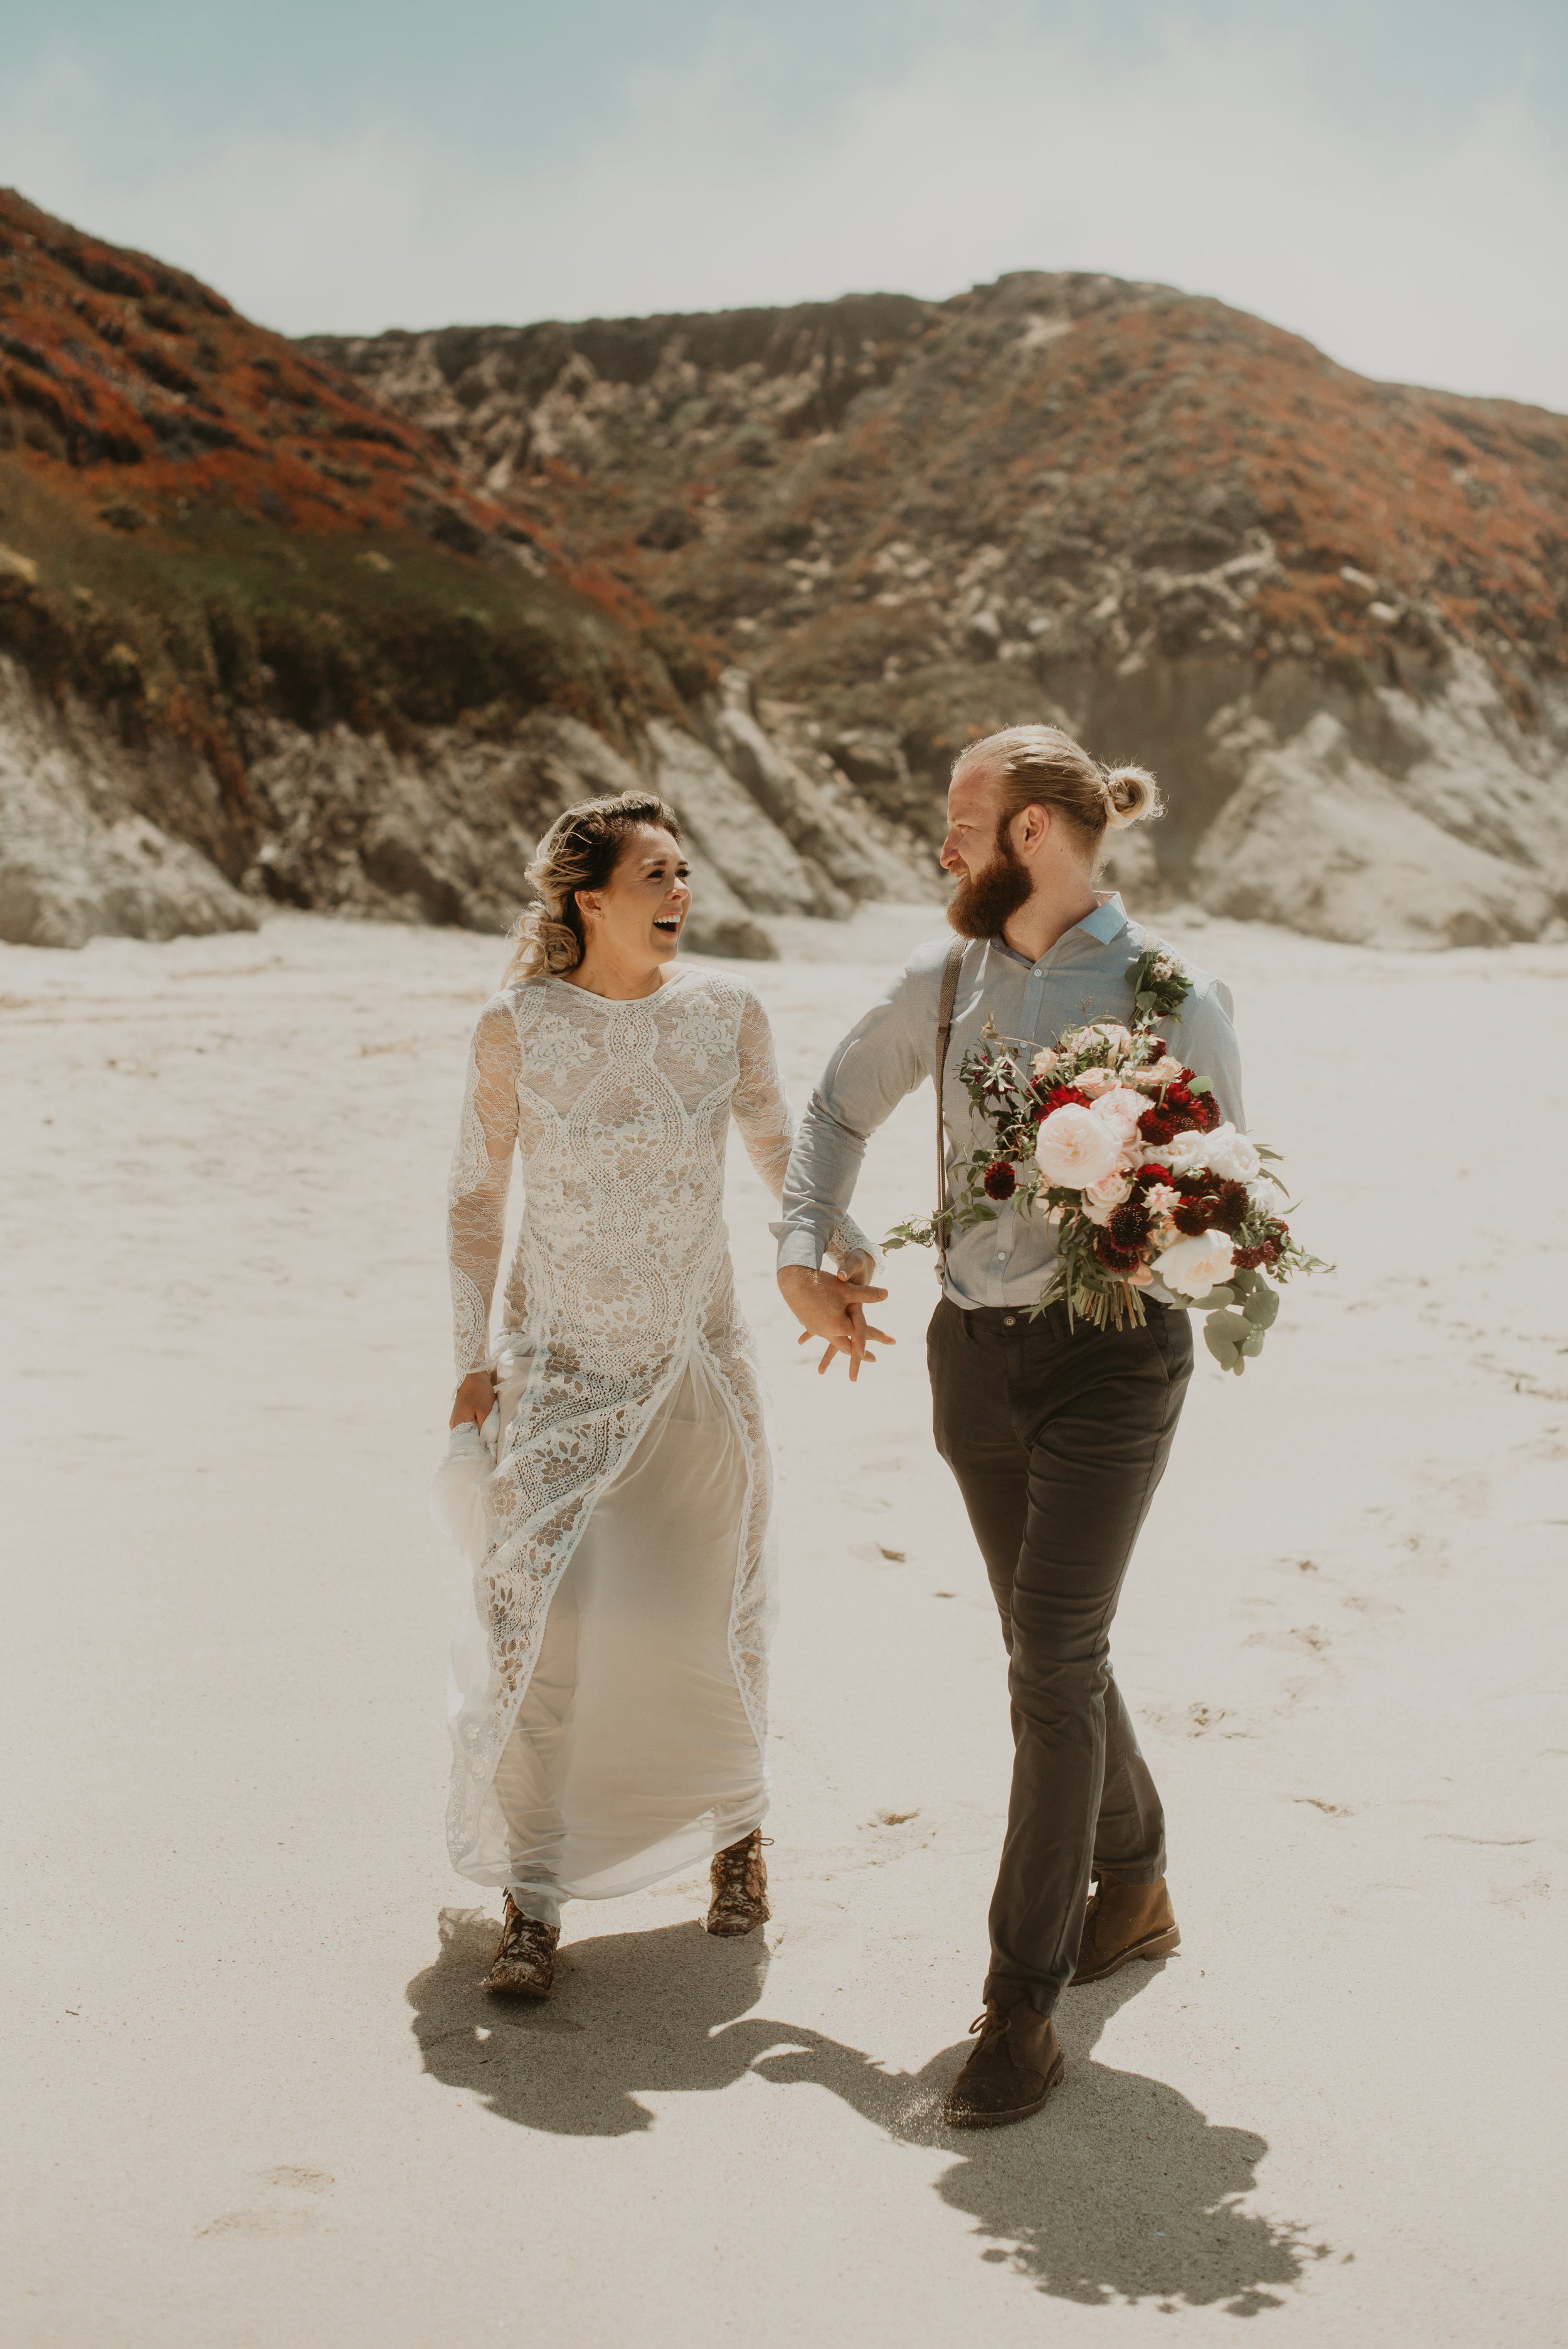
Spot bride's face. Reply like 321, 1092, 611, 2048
578, 824, 691, 964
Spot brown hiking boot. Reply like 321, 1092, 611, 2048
941, 1986, 1065, 2129
705, 1829, 771, 1936
483, 1893, 559, 1997
1070, 1872, 1180, 1985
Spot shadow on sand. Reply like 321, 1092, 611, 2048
408, 1910, 1330, 2313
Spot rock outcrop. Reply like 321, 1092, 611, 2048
0, 652, 933, 955
0, 190, 934, 952
0, 655, 257, 946
313, 272, 1568, 946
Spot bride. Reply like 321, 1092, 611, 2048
431, 789, 881, 1998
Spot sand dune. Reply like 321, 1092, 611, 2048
1, 905, 1564, 2346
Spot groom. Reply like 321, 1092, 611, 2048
776, 724, 1243, 2129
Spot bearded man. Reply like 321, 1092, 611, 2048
775, 724, 1244, 2129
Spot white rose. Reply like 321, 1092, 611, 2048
1091, 1084, 1147, 1145
1163, 1127, 1209, 1172
1153, 1229, 1236, 1299
1202, 1123, 1261, 1183
1034, 1104, 1123, 1189
1080, 1168, 1134, 1224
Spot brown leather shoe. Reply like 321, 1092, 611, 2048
1070, 1872, 1180, 1985
706, 1829, 771, 1936
941, 1986, 1065, 2129
483, 1893, 559, 1997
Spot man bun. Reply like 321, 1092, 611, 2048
1099, 763, 1162, 829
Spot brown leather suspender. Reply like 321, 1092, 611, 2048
934, 937, 965, 1275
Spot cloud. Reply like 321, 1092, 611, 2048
4, 16, 1566, 406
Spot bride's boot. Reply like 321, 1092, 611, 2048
484, 1892, 559, 1997
706, 1829, 771, 1936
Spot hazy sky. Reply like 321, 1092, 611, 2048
4, 0, 1566, 408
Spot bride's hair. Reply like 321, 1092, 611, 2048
506, 790, 684, 982
954, 724, 1162, 859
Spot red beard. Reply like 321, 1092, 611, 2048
946, 832, 1032, 939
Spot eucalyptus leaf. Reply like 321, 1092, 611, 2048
1243, 1286, 1279, 1328
1241, 1328, 1265, 1357
1206, 1310, 1252, 1346
1204, 1322, 1240, 1368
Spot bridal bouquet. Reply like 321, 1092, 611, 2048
887, 950, 1327, 1374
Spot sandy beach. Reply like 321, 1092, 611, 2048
2, 904, 1564, 2347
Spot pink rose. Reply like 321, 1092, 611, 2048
1076, 1065, 1118, 1098
1032, 1047, 1061, 1079
1034, 1104, 1123, 1189
1081, 1168, 1134, 1224
1090, 1085, 1148, 1145
1064, 1021, 1133, 1059
1143, 1183, 1180, 1217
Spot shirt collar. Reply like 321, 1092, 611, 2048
990, 892, 1130, 969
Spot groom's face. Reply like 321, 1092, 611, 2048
942, 762, 1034, 938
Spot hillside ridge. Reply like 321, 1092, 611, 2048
311, 268, 1568, 945
2, 187, 1565, 953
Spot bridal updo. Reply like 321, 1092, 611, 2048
953, 724, 1162, 858
506, 789, 684, 982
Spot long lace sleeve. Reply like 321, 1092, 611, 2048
447, 998, 521, 1382
733, 988, 875, 1269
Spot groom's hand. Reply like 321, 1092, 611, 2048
778, 1256, 894, 1382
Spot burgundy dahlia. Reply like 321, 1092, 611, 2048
1138, 1106, 1179, 1145
983, 1160, 1018, 1202
1093, 1231, 1145, 1273
1210, 1180, 1250, 1233
1106, 1201, 1152, 1249
1143, 1038, 1168, 1063
1173, 1199, 1216, 1236
1231, 1244, 1268, 1271
1133, 1162, 1170, 1189
1041, 1084, 1092, 1114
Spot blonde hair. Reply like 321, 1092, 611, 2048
953, 724, 1162, 858
506, 790, 682, 982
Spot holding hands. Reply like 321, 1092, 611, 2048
778, 1251, 894, 1381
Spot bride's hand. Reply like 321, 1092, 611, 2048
450, 1371, 497, 1429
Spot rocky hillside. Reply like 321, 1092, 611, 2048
0, 190, 930, 954
309, 273, 1568, 947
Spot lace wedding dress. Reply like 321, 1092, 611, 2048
431, 965, 864, 1916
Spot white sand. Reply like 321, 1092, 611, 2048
2, 904, 1564, 2346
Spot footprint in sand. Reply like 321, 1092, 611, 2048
198, 2166, 334, 2239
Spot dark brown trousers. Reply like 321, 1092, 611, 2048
928, 1295, 1192, 2017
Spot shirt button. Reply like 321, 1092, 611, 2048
1003, 1315, 1016, 1327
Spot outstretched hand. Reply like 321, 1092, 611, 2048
778, 1253, 894, 1382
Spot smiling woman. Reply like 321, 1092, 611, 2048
428, 788, 884, 1998
506, 790, 691, 993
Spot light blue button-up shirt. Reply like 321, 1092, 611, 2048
775, 894, 1245, 1310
